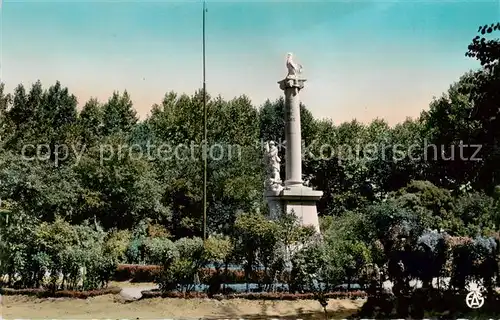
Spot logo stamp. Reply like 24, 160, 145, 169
466, 290, 485, 309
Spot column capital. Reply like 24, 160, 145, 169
278, 77, 307, 91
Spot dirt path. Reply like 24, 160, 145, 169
118, 284, 158, 300
2, 295, 365, 319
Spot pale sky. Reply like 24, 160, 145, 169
1, 0, 499, 125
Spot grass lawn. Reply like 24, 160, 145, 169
2, 294, 364, 319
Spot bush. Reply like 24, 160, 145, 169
233, 213, 281, 288
147, 223, 171, 238
125, 238, 144, 264
203, 236, 233, 268
203, 236, 234, 295
175, 237, 205, 263
142, 237, 178, 265
0, 219, 117, 291
104, 230, 132, 262
155, 237, 206, 292
84, 253, 117, 289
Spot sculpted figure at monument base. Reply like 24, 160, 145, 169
264, 141, 283, 192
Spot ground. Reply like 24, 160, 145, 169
2, 294, 364, 319
1, 281, 364, 318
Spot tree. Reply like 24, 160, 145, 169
322, 211, 372, 290
453, 191, 497, 236
421, 72, 486, 190
259, 98, 317, 184
73, 132, 170, 229
3, 81, 78, 166
388, 118, 428, 190
148, 91, 263, 237
0, 152, 80, 222
307, 120, 374, 216
464, 22, 500, 191
102, 91, 138, 136
0, 83, 12, 142
78, 98, 103, 145
4, 83, 39, 152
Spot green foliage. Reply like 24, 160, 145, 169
125, 239, 144, 264
453, 192, 497, 236
203, 235, 233, 268
143, 237, 178, 265
0, 217, 116, 291
292, 212, 372, 294
203, 235, 234, 295
233, 213, 280, 288
411, 230, 448, 287
175, 237, 205, 263
1, 23, 500, 306
103, 229, 132, 263
158, 258, 196, 292
290, 242, 334, 293
101, 91, 138, 136
147, 223, 171, 238
156, 237, 205, 292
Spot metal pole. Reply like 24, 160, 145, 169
202, 0, 207, 241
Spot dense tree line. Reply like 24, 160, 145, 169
0, 22, 499, 318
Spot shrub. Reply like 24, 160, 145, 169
203, 235, 234, 295
175, 237, 205, 263
289, 242, 333, 293
125, 238, 144, 264
147, 223, 171, 238
59, 246, 84, 289
157, 258, 198, 292
410, 230, 448, 288
156, 237, 206, 292
203, 236, 233, 269
1, 219, 117, 291
26, 251, 52, 288
104, 230, 132, 263
142, 237, 178, 265
233, 213, 281, 290
84, 253, 117, 289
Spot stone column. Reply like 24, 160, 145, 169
279, 77, 306, 188
276, 76, 322, 234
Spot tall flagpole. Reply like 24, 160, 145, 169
202, 0, 207, 241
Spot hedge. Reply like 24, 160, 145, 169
140, 290, 367, 300
113, 264, 289, 283
114, 264, 161, 282
0, 286, 121, 299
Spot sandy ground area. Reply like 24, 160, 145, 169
1, 294, 365, 319
108, 281, 157, 288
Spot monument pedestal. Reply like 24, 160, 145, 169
265, 188, 284, 221
265, 186, 322, 233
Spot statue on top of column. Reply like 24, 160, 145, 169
286, 53, 303, 78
